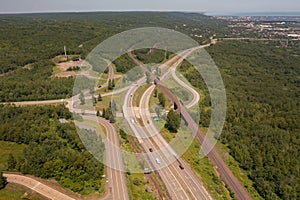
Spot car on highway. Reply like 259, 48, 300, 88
179, 164, 184, 170
155, 158, 161, 164
131, 118, 135, 124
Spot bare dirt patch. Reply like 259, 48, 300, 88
54, 71, 77, 78
56, 60, 85, 71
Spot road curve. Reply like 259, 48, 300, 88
139, 85, 213, 200
4, 173, 76, 200
81, 115, 129, 200
129, 41, 252, 200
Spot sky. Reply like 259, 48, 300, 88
0, 0, 299, 14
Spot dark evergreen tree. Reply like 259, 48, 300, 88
0, 171, 7, 190
109, 114, 116, 123
158, 92, 166, 107
92, 96, 96, 106
79, 92, 85, 105
154, 88, 158, 97
98, 94, 102, 101
7, 153, 16, 170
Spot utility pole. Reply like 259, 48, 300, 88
64, 46, 67, 59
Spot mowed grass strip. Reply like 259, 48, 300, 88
0, 141, 25, 171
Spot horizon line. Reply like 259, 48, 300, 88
0, 10, 299, 16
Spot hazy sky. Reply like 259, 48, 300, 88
0, 0, 299, 14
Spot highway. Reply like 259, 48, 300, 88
123, 46, 215, 199
128, 41, 252, 200
3, 64, 129, 200
4, 173, 76, 200
2, 39, 251, 200
138, 85, 213, 200
81, 115, 129, 200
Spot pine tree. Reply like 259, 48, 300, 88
102, 108, 106, 118
0, 171, 7, 190
108, 79, 112, 90
146, 72, 151, 84
154, 88, 158, 97
79, 92, 85, 105
7, 153, 16, 170
98, 94, 102, 101
158, 93, 166, 107
112, 79, 115, 88
92, 96, 96, 106
109, 114, 116, 123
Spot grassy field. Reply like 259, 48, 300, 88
126, 173, 157, 200
157, 126, 232, 199
0, 141, 26, 171
182, 139, 233, 200
132, 84, 151, 107
113, 119, 158, 200
0, 183, 46, 200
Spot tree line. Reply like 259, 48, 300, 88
179, 40, 300, 199
0, 104, 105, 194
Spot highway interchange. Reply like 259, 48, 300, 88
3, 40, 252, 200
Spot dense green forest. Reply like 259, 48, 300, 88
0, 12, 227, 102
179, 40, 300, 199
0, 104, 105, 194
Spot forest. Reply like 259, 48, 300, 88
179, 40, 300, 199
0, 12, 228, 102
0, 104, 105, 194
1, 12, 299, 199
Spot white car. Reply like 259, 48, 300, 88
155, 158, 161, 164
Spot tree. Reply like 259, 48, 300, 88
109, 114, 116, 123
98, 94, 102, 101
109, 100, 117, 112
155, 106, 162, 117
165, 109, 180, 133
108, 79, 114, 90
89, 87, 95, 94
146, 72, 151, 84
154, 88, 158, 97
92, 96, 96, 106
158, 93, 166, 107
79, 92, 85, 105
7, 153, 16, 170
0, 171, 7, 190
102, 108, 106, 118
112, 79, 115, 88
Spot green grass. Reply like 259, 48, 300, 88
132, 84, 151, 107
158, 126, 232, 199
0, 183, 46, 200
95, 95, 113, 111
0, 141, 26, 171
182, 139, 233, 200
52, 66, 63, 74
126, 173, 156, 200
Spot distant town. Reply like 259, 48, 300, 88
216, 16, 300, 40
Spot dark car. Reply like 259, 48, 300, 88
179, 164, 184, 170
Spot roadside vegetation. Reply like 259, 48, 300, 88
179, 40, 300, 199
0, 104, 105, 195
0, 183, 46, 200
0, 12, 227, 102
